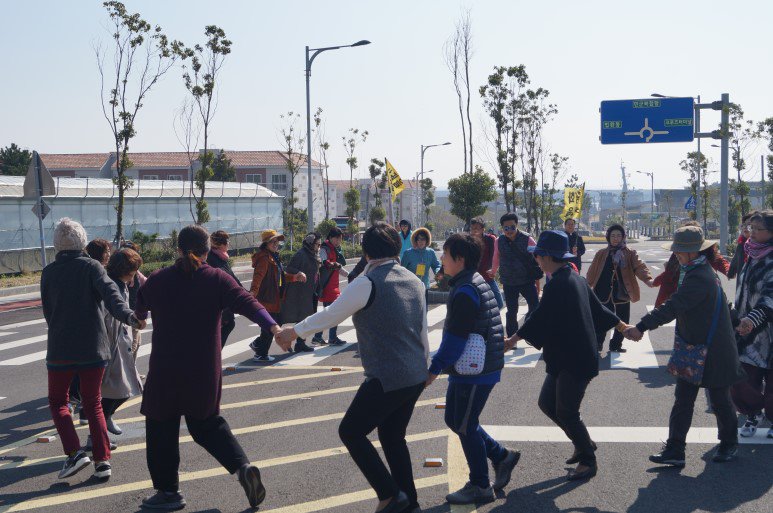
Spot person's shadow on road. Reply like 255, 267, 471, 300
627, 446, 773, 513
489, 475, 618, 513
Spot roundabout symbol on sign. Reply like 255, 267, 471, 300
623, 118, 669, 143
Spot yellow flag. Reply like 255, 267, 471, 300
560, 183, 585, 221
385, 158, 404, 201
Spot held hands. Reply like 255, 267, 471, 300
644, 279, 655, 288
296, 272, 307, 283
130, 315, 147, 331
736, 317, 754, 336
425, 373, 438, 388
273, 325, 296, 352
623, 325, 643, 341
504, 334, 521, 352
485, 269, 495, 281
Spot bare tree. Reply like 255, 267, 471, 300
444, 10, 474, 174
172, 98, 201, 222
279, 112, 306, 247
313, 107, 331, 220
182, 25, 232, 225
96, 1, 185, 243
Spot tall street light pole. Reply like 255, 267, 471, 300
636, 170, 654, 238
305, 40, 371, 232
420, 142, 450, 226
415, 169, 434, 227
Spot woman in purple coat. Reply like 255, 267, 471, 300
135, 225, 286, 511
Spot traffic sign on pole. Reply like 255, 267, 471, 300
600, 97, 694, 144
31, 200, 51, 220
685, 195, 696, 210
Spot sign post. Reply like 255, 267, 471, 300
600, 95, 730, 253
23, 151, 56, 267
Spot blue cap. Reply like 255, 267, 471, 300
528, 230, 575, 259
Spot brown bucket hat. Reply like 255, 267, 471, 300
661, 225, 716, 253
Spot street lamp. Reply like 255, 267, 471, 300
414, 169, 434, 227
420, 142, 450, 226
305, 39, 371, 231
636, 170, 654, 239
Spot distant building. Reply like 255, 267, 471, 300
329, 178, 423, 226
39, 150, 336, 226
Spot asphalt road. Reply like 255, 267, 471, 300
0, 241, 771, 513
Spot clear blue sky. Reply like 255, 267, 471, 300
1, 0, 771, 192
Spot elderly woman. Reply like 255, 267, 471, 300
206, 230, 241, 348
42, 218, 143, 481
248, 229, 306, 361
276, 222, 428, 513
626, 226, 745, 467
98, 248, 145, 440
586, 224, 653, 353
282, 232, 322, 351
136, 225, 284, 510
731, 210, 773, 439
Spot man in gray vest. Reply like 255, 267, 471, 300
491, 213, 542, 337
427, 233, 520, 505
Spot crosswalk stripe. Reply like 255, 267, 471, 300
0, 349, 46, 366
483, 425, 773, 445
0, 334, 47, 352
2, 430, 448, 512
646, 305, 676, 326
3, 397, 445, 471
0, 318, 47, 329
610, 332, 660, 369
0, 331, 19, 338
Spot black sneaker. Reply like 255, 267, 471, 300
446, 482, 495, 505
93, 461, 112, 479
58, 450, 91, 479
141, 491, 186, 510
84, 435, 118, 452
492, 449, 520, 490
237, 464, 266, 508
79, 409, 89, 425
311, 336, 328, 345
609, 346, 627, 353
329, 338, 347, 346
294, 342, 315, 353
649, 443, 685, 467
712, 443, 738, 463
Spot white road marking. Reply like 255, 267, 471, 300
0, 349, 46, 366
652, 265, 660, 270
0, 331, 18, 338
610, 331, 659, 369
0, 319, 46, 330
484, 425, 773, 445
504, 344, 542, 368
274, 341, 355, 367
0, 334, 47, 352
646, 305, 676, 327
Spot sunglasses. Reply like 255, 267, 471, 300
502, 225, 517, 232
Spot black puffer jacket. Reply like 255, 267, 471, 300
41, 251, 135, 364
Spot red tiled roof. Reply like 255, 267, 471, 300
227, 150, 322, 168
118, 152, 191, 168
40, 153, 109, 169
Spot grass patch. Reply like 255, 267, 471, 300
0, 272, 42, 289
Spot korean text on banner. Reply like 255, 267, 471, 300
385, 158, 405, 201
560, 183, 585, 221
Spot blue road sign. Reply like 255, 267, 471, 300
685, 195, 696, 210
600, 97, 694, 144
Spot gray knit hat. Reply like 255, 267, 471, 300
53, 218, 88, 252
662, 225, 716, 253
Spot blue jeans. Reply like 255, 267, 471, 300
487, 280, 504, 310
314, 301, 338, 340
445, 383, 507, 488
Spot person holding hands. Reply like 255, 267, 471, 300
507, 230, 626, 481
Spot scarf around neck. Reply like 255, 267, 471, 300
608, 242, 627, 269
744, 238, 773, 261
678, 255, 706, 286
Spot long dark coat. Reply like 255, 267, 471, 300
283, 244, 321, 323
136, 262, 277, 420
639, 261, 746, 388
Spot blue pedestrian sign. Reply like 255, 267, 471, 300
600, 97, 694, 144
685, 195, 696, 210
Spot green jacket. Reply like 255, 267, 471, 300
639, 261, 745, 388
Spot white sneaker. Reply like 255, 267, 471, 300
740, 412, 762, 437
93, 461, 112, 479
252, 354, 275, 362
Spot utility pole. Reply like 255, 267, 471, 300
719, 93, 730, 254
